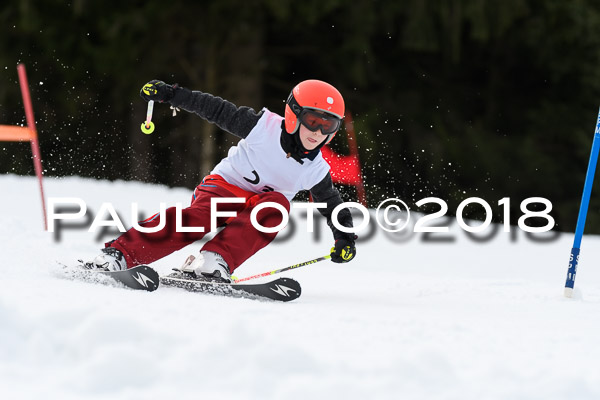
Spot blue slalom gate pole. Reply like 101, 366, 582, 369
564, 107, 600, 297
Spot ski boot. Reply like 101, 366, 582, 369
179, 251, 231, 283
81, 247, 127, 272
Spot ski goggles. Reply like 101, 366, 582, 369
299, 109, 342, 135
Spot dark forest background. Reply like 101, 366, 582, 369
2, 0, 600, 233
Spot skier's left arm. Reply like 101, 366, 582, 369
310, 173, 357, 263
139, 80, 260, 139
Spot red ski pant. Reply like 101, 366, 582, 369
108, 177, 290, 273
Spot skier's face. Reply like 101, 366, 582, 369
298, 123, 328, 150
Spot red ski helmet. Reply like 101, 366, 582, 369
284, 80, 345, 144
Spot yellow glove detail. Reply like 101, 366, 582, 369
142, 83, 157, 96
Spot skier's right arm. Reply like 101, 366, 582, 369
139, 80, 261, 139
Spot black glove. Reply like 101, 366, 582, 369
330, 235, 357, 263
140, 80, 176, 103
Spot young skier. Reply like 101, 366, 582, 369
84, 79, 357, 282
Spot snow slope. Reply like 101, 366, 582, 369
2, 174, 600, 400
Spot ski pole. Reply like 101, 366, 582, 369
232, 255, 331, 283
140, 100, 155, 134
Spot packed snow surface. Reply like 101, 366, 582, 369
2, 174, 600, 400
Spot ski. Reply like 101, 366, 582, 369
101, 265, 160, 291
59, 263, 160, 292
160, 272, 301, 302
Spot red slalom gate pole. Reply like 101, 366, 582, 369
17, 64, 47, 230
344, 113, 367, 207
